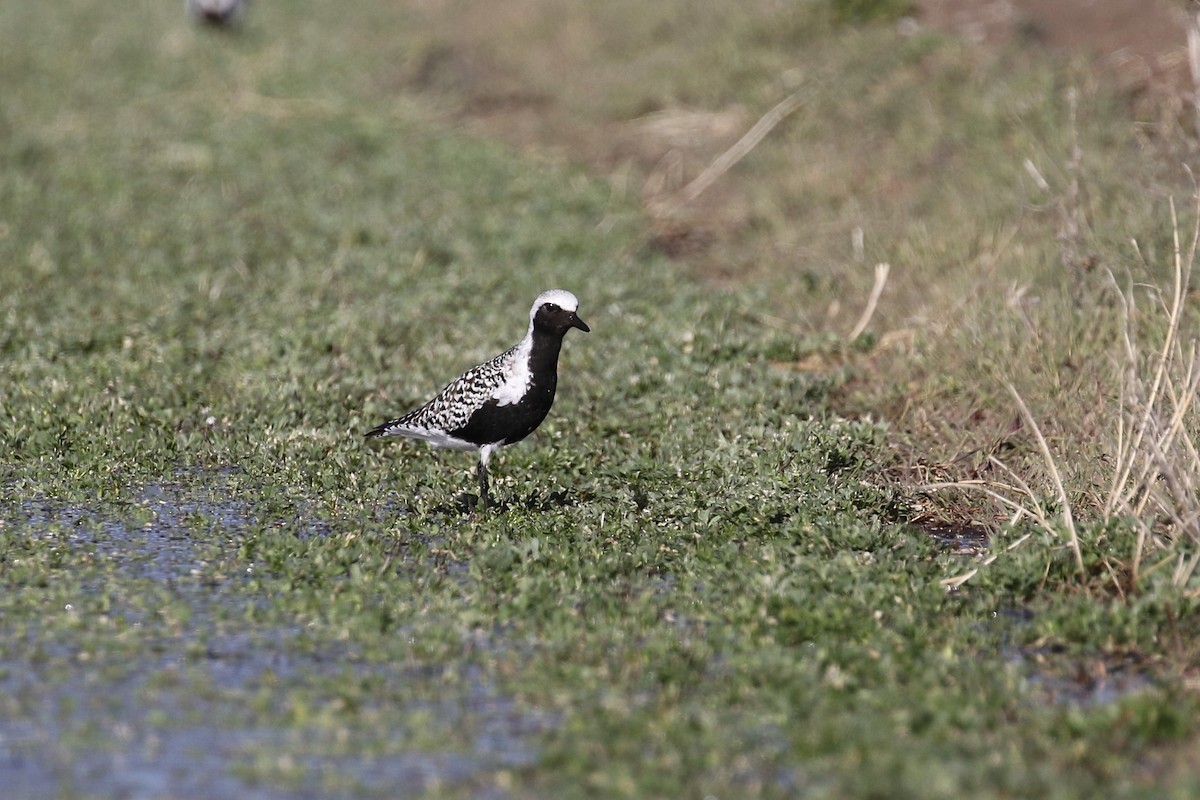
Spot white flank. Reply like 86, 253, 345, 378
492, 336, 532, 406
390, 427, 477, 451
479, 443, 501, 466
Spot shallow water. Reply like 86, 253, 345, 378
0, 481, 551, 799
920, 522, 991, 555
979, 608, 1157, 708
931, 528, 1160, 710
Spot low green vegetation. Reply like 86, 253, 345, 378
1, 1, 1198, 798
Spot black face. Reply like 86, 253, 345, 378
533, 302, 590, 335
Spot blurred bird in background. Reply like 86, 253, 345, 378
186, 0, 247, 27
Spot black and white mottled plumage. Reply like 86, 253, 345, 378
365, 289, 590, 507
186, 0, 247, 27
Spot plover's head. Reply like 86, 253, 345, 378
530, 289, 590, 335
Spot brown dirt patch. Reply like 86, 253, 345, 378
409, 0, 1196, 268
918, 0, 1191, 94
439, 0, 1196, 169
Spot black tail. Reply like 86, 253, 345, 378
363, 420, 396, 439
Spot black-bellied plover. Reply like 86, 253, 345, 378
365, 289, 590, 508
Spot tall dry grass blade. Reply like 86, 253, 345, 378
1178, 546, 1200, 589
1144, 195, 1192, 443
1109, 197, 1194, 517
1060, 87, 1085, 270
1154, 346, 1200, 473
1023, 158, 1050, 192
848, 262, 890, 341
1104, 270, 1138, 518
1168, 345, 1200, 483
1189, 13, 1200, 137
652, 89, 806, 216
1130, 206, 1198, 521
921, 477, 1044, 530
1130, 516, 1153, 587
1005, 383, 1085, 578
1144, 437, 1191, 529
985, 456, 1050, 527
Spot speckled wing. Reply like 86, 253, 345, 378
366, 346, 518, 439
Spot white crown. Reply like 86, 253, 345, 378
530, 289, 579, 318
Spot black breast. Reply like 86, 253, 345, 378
448, 331, 565, 447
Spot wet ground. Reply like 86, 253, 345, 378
0, 480, 552, 799
0, 481, 1165, 797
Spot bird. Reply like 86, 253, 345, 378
365, 289, 590, 508
186, 0, 247, 27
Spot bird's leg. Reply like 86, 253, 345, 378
477, 459, 490, 509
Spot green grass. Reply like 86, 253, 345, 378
2, 1, 1200, 798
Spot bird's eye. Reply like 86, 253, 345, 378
544, 304, 561, 312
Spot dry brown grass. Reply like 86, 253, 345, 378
1103, 196, 1200, 589
930, 195, 1200, 593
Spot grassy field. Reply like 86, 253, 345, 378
2, 1, 1200, 798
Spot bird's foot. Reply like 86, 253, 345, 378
457, 492, 498, 513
